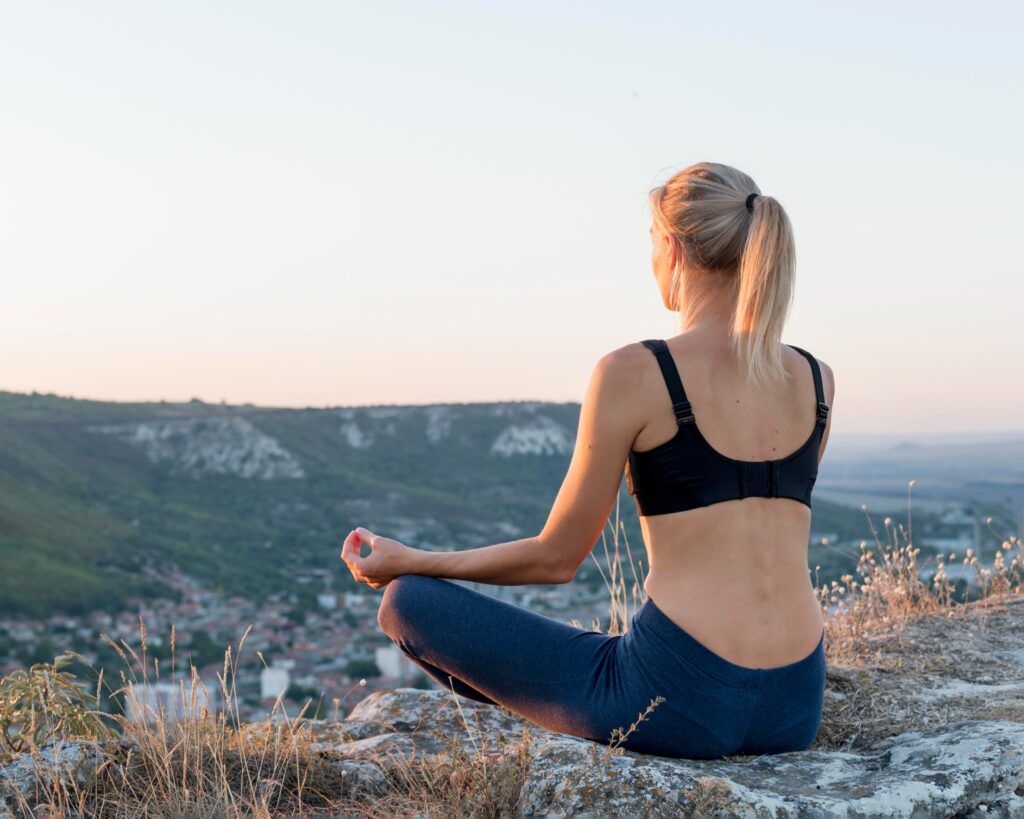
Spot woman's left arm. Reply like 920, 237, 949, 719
407, 535, 567, 585
343, 520, 563, 589
342, 347, 641, 589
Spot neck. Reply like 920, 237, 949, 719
675, 267, 738, 335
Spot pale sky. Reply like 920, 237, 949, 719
1, 1, 1021, 435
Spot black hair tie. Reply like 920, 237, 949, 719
745, 193, 760, 212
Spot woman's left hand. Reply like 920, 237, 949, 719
341, 527, 418, 590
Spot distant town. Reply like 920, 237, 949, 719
0, 559, 616, 725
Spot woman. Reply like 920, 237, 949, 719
340, 161, 834, 760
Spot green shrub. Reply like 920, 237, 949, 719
0, 653, 117, 762
344, 657, 381, 678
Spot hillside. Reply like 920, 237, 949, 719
0, 390, 872, 617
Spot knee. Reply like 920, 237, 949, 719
377, 574, 434, 637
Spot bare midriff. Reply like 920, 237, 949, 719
639, 497, 825, 670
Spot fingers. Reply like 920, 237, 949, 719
355, 527, 376, 547
340, 530, 362, 565
340, 528, 387, 591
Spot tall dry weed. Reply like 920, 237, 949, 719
819, 482, 1024, 665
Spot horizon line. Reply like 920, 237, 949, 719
3, 388, 1024, 441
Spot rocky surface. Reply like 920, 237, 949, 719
306, 686, 1024, 817
6, 596, 1024, 816
0, 738, 103, 818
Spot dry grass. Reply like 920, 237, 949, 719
680, 775, 742, 816
2, 620, 384, 817
817, 483, 1024, 670
570, 493, 648, 636
3, 486, 1023, 816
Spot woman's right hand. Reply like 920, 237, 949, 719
340, 527, 420, 590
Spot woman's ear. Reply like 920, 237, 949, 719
667, 233, 683, 275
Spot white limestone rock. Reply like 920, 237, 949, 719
340, 419, 374, 450
424, 405, 455, 444
490, 415, 575, 457
89, 416, 305, 479
337, 407, 408, 449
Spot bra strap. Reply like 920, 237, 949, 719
788, 345, 830, 426
641, 339, 694, 425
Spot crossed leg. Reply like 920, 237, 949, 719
390, 643, 498, 705
375, 573, 634, 744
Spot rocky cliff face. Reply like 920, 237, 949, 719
6, 595, 1024, 817
90, 416, 306, 479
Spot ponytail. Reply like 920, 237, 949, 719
733, 195, 796, 389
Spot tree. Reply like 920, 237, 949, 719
344, 658, 381, 678
18, 636, 57, 668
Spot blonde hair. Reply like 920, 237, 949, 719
648, 162, 796, 389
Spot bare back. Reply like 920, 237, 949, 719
629, 331, 834, 669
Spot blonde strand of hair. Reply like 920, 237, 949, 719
733, 195, 796, 389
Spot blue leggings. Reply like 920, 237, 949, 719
376, 574, 826, 760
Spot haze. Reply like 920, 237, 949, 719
1, 1, 1021, 435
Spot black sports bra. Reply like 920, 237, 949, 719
624, 338, 830, 517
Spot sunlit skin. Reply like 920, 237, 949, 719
342, 220, 836, 669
